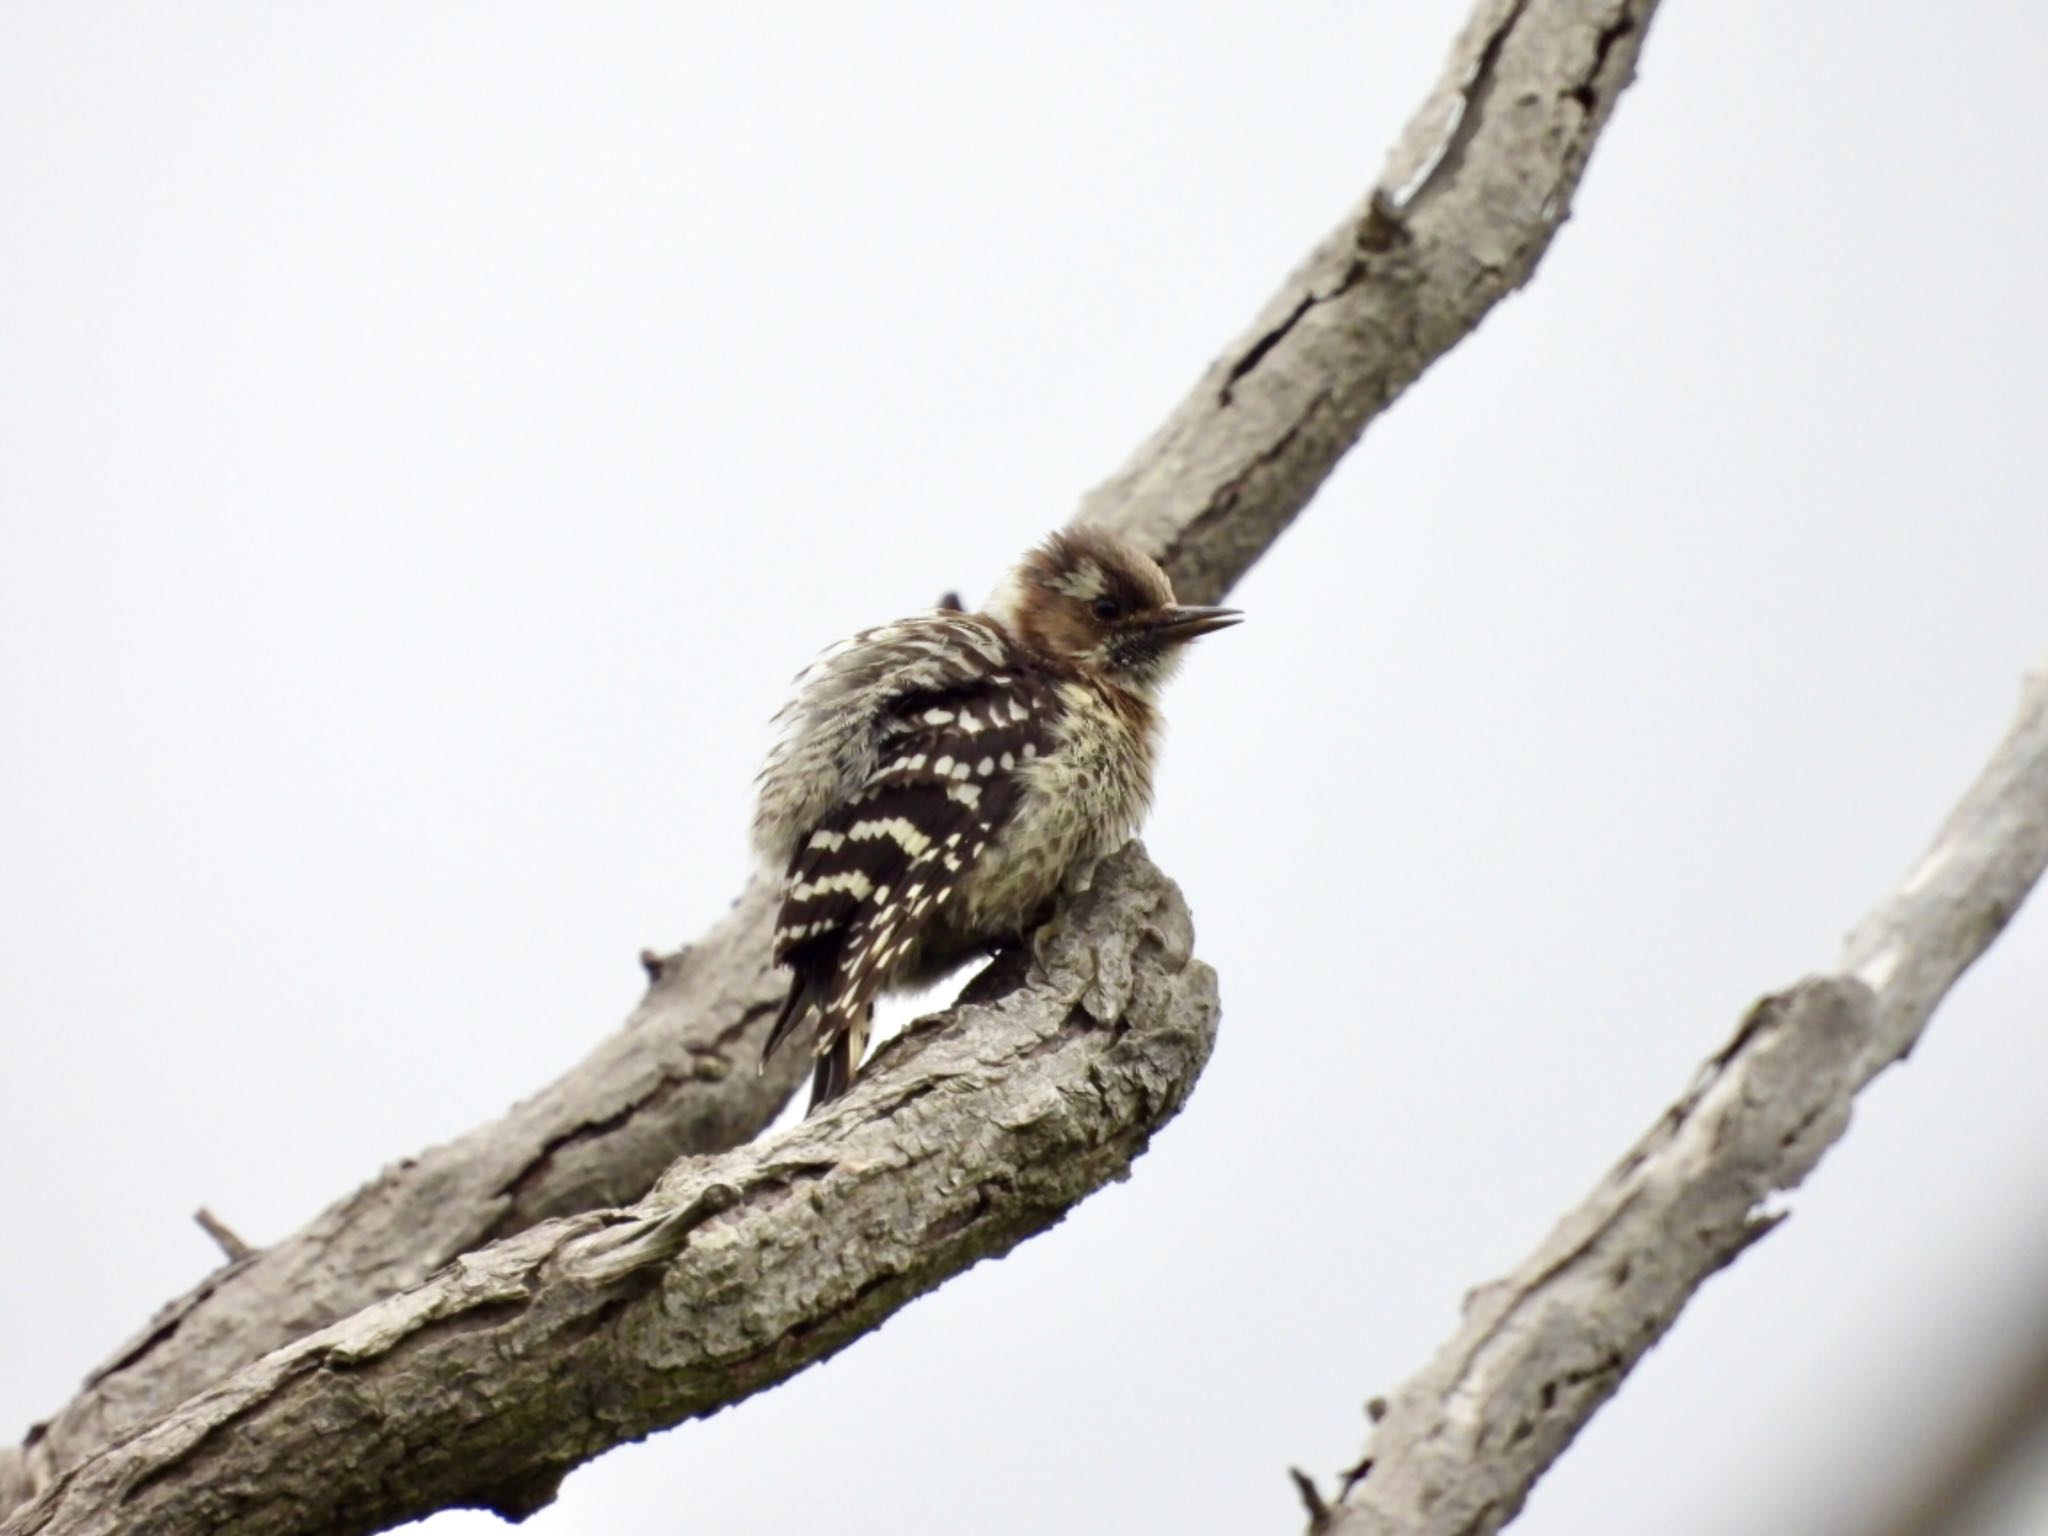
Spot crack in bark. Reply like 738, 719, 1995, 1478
479, 1071, 690, 1244
1220, 294, 1319, 405
1571, 6, 1638, 112
702, 995, 781, 1055
78, 1267, 242, 1391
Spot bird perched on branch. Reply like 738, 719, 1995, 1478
752, 526, 1240, 1111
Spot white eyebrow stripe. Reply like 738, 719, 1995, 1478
1050, 560, 1109, 600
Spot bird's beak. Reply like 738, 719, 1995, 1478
1150, 605, 1243, 644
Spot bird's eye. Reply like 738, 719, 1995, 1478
1091, 596, 1123, 621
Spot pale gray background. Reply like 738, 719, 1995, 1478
5, 5, 2048, 1535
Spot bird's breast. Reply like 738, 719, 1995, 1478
956, 678, 1157, 935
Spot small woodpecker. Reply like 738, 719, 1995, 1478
752, 527, 1240, 1112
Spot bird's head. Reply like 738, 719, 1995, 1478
984, 527, 1241, 694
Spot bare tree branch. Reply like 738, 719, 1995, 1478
1318, 659, 2048, 1536
0, 879, 807, 1513
1106, 0, 1661, 607
1, 0, 1664, 1513
0, 847, 1217, 1536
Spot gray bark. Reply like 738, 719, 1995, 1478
0, 879, 808, 1513
0, 848, 1217, 1536
1310, 661, 2048, 1536
0, 0, 1665, 1519
1109, 0, 1660, 609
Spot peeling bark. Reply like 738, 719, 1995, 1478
1316, 661, 2048, 1536
0, 848, 1218, 1536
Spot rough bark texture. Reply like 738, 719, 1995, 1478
0, 847, 1217, 1536
1110, 0, 1660, 608
0, 878, 804, 1513
0, 0, 1665, 1516
1312, 662, 2048, 1536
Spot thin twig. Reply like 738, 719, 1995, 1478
190, 1209, 253, 1264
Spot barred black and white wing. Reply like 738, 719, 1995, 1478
751, 613, 1017, 870
760, 644, 1057, 1109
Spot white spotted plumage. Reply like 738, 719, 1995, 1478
753, 527, 1239, 1111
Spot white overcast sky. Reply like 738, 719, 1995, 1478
5, 6, 2048, 1535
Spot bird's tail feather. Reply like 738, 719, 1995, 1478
805, 1005, 872, 1114
761, 978, 818, 1066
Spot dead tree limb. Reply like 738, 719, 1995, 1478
0, 847, 1217, 1536
1111, 0, 1662, 607
0, 0, 1663, 1513
0, 880, 807, 1514
1314, 658, 2048, 1536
